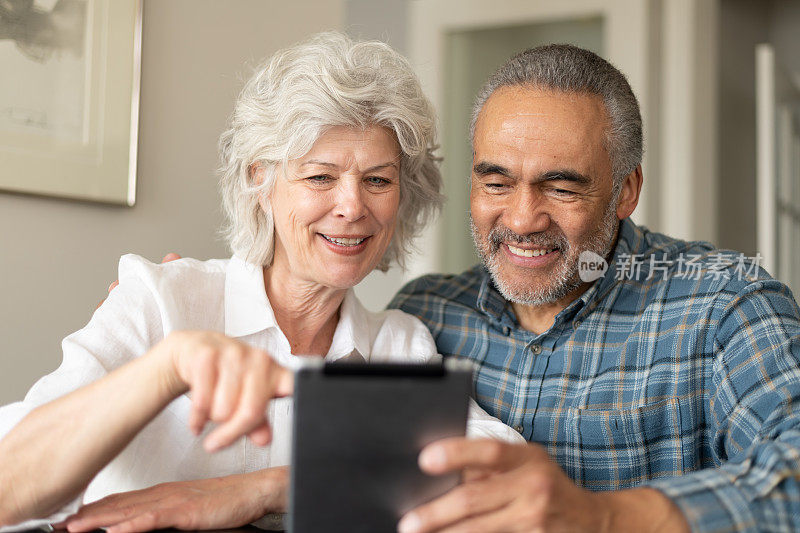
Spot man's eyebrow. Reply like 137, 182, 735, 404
472, 163, 591, 185
539, 170, 592, 186
473, 162, 511, 177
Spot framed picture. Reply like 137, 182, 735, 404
0, 0, 142, 205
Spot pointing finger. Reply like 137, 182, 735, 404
203, 366, 271, 451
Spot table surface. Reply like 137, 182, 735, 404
21, 526, 280, 533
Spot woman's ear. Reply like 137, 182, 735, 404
251, 164, 271, 212
250, 163, 265, 186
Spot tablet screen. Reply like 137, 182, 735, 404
289, 361, 472, 533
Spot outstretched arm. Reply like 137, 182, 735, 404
0, 338, 181, 526
0, 330, 293, 528
0, 256, 293, 530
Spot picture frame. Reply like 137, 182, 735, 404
0, 0, 142, 206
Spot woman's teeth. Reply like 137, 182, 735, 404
322, 235, 366, 246
507, 244, 554, 257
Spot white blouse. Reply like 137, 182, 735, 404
0, 255, 522, 531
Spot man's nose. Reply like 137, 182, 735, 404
504, 189, 550, 235
334, 179, 368, 221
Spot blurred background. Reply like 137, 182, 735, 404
1, 0, 798, 404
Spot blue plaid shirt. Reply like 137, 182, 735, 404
389, 218, 800, 532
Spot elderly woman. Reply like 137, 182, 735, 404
0, 32, 520, 532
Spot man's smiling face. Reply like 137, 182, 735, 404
469, 86, 622, 306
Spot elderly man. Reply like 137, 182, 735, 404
392, 45, 800, 533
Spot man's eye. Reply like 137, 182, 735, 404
552, 188, 576, 196
485, 182, 508, 190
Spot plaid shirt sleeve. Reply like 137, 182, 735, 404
647, 278, 800, 532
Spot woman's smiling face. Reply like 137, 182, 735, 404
265, 125, 401, 289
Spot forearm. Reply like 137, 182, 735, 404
0, 343, 181, 526
257, 466, 290, 514
249, 466, 290, 530
232, 466, 290, 517
248, 467, 289, 531
598, 487, 689, 533
57, 466, 291, 533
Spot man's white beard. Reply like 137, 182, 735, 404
471, 200, 618, 307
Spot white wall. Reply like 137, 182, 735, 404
0, 0, 344, 404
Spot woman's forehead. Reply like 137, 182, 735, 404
292, 125, 401, 168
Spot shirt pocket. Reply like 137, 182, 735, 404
564, 398, 685, 490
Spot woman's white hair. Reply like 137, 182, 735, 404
219, 31, 443, 270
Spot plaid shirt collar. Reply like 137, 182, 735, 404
476, 217, 643, 331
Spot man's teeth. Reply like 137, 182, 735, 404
507, 244, 554, 257
323, 235, 366, 246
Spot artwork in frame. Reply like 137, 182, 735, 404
0, 0, 142, 205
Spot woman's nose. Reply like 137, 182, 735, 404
333, 180, 368, 221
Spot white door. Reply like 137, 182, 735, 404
405, 0, 660, 278
756, 43, 800, 294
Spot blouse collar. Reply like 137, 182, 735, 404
224, 256, 371, 362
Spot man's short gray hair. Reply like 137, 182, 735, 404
219, 31, 443, 269
470, 44, 642, 187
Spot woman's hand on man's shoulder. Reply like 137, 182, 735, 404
97, 253, 182, 311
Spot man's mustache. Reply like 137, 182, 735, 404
487, 225, 569, 253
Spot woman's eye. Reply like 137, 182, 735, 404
366, 176, 390, 186
307, 175, 332, 183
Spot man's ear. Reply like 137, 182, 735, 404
616, 165, 643, 220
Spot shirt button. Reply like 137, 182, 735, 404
514, 425, 524, 433
574, 320, 582, 328
531, 344, 542, 355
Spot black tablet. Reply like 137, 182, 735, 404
288, 359, 473, 533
